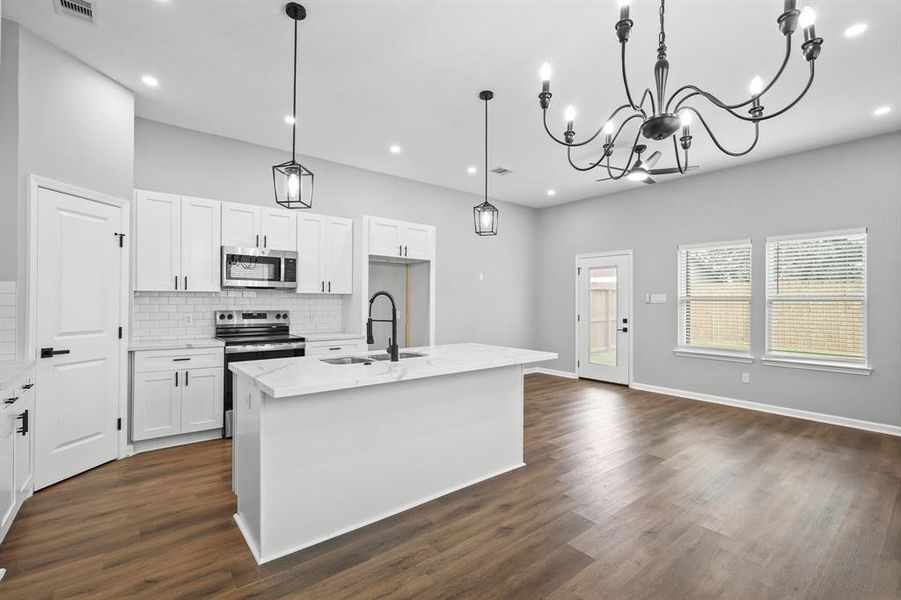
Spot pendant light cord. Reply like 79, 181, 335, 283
484, 96, 489, 203
292, 15, 298, 161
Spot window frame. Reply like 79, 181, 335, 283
675, 239, 754, 362
763, 228, 870, 374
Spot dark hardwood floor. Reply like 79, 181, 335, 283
1, 374, 899, 599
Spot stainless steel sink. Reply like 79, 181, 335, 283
369, 352, 428, 361
320, 356, 373, 365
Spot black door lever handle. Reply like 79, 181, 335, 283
41, 347, 71, 358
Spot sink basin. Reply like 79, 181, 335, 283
369, 352, 428, 361
320, 356, 373, 365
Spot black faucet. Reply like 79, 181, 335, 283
367, 291, 399, 362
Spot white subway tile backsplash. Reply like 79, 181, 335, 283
131, 289, 343, 343
0, 281, 16, 361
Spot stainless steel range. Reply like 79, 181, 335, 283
215, 310, 305, 437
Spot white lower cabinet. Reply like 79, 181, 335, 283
132, 348, 223, 442
0, 366, 35, 543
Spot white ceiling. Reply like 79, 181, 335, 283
3, 0, 900, 208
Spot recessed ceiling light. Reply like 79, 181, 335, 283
873, 105, 891, 116
844, 23, 868, 38
467, 166, 477, 175
546, 189, 556, 197
141, 75, 159, 88
284, 115, 296, 125
389, 144, 402, 154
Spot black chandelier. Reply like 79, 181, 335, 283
474, 90, 499, 236
537, 0, 824, 184
272, 2, 314, 209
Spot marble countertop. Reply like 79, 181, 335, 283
129, 338, 225, 352
0, 359, 35, 390
229, 343, 557, 398
300, 332, 366, 342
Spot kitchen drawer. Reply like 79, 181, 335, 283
305, 339, 367, 357
133, 347, 224, 373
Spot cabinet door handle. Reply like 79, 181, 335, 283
175, 372, 179, 387
172, 358, 191, 362
185, 371, 189, 386
329, 347, 341, 351
264, 235, 268, 248
321, 281, 325, 292
256, 234, 260, 247
399, 244, 403, 256
184, 276, 188, 290
175, 276, 178, 290
16, 409, 28, 436
328, 281, 331, 293
3, 397, 18, 405
21, 383, 34, 390
404, 246, 408, 257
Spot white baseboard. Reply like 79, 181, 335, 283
130, 429, 223, 455
631, 382, 901, 438
524, 367, 578, 379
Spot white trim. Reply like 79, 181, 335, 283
765, 227, 867, 243
762, 355, 872, 375
673, 347, 754, 363
631, 382, 900, 437
242, 461, 526, 565
676, 238, 751, 250
524, 367, 578, 379
574, 250, 634, 386
129, 429, 223, 455
27, 175, 131, 461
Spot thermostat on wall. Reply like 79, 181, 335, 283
645, 293, 667, 304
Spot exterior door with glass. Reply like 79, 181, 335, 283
577, 253, 631, 384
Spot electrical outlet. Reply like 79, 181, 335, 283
479, 272, 484, 281
184, 313, 193, 326
741, 372, 750, 384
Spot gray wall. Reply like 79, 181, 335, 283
536, 131, 901, 427
0, 20, 134, 358
134, 117, 539, 350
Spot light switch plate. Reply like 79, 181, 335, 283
646, 293, 667, 304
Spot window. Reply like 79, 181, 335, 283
766, 230, 867, 365
678, 240, 752, 353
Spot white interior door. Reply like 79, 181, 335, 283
577, 253, 631, 385
180, 195, 221, 292
260, 208, 296, 251
297, 214, 325, 293
325, 217, 354, 294
35, 187, 122, 489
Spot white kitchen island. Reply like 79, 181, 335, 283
229, 343, 556, 564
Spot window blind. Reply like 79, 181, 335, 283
678, 241, 752, 351
766, 230, 867, 362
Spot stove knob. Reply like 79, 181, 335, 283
219, 314, 225, 320
275, 314, 281, 319
227, 314, 233, 320
282, 313, 288, 319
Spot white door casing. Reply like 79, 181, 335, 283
576, 252, 632, 385
34, 186, 123, 489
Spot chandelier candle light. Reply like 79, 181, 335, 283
474, 90, 499, 236
537, 0, 824, 183
272, 2, 314, 209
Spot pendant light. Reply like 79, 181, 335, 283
473, 90, 498, 236
272, 2, 314, 209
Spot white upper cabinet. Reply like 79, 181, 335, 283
325, 217, 354, 294
402, 222, 434, 261
221, 202, 261, 248
297, 214, 354, 294
222, 203, 296, 251
180, 196, 221, 292
135, 190, 180, 291
368, 217, 434, 261
135, 190, 221, 292
297, 214, 325, 293
260, 208, 297, 251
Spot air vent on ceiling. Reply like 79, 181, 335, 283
491, 167, 513, 175
53, 0, 96, 25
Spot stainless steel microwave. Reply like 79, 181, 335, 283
221, 246, 297, 289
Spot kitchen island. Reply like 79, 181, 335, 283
229, 343, 556, 563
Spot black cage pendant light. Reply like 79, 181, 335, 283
473, 90, 498, 236
272, 2, 314, 209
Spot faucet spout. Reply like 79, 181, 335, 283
367, 291, 400, 362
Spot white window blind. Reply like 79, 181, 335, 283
678, 241, 752, 351
766, 230, 867, 363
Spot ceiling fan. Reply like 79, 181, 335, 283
595, 144, 698, 184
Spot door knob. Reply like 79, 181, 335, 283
41, 347, 70, 358
617, 327, 629, 333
